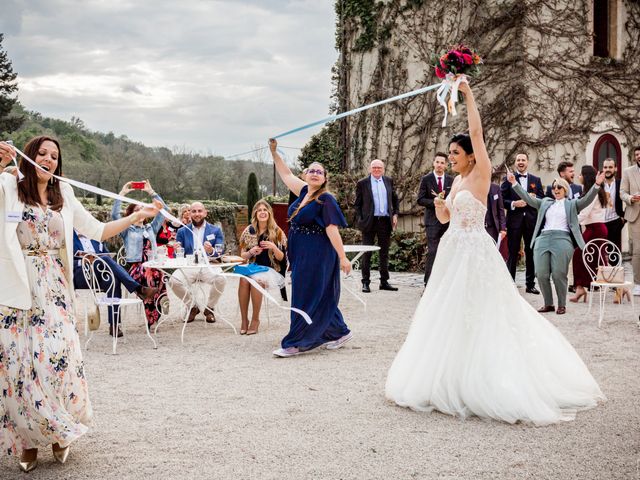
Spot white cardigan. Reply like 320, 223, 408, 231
0, 173, 105, 310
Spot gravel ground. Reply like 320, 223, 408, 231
1, 271, 638, 479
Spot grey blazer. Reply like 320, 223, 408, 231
513, 182, 600, 249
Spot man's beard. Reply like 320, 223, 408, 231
605, 172, 615, 179
192, 218, 205, 227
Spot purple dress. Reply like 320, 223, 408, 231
283, 186, 350, 350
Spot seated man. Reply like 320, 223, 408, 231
171, 202, 226, 323
73, 230, 157, 337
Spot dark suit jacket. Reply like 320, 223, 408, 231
354, 175, 399, 232
485, 183, 506, 236
501, 173, 544, 228
545, 183, 583, 200
417, 172, 454, 227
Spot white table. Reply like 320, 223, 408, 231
342, 245, 380, 310
142, 259, 241, 343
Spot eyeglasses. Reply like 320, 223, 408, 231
307, 169, 325, 176
552, 185, 564, 190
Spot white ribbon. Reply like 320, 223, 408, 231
10, 144, 313, 326
436, 74, 466, 127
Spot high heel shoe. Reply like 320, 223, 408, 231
52, 443, 70, 464
19, 449, 38, 472
240, 319, 248, 335
246, 319, 260, 335
569, 290, 587, 303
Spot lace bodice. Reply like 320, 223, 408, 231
446, 190, 486, 233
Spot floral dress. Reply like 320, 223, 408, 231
0, 206, 91, 456
128, 238, 165, 326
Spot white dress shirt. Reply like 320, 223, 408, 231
603, 180, 619, 222
542, 199, 570, 232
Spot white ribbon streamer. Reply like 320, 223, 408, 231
436, 74, 466, 127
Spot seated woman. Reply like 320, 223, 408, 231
237, 199, 287, 335
156, 216, 179, 258
507, 171, 604, 314
112, 180, 167, 326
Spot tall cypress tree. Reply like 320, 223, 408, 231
0, 34, 24, 137
247, 172, 260, 218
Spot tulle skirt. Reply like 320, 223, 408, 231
385, 227, 605, 426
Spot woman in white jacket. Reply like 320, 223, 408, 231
0, 136, 160, 473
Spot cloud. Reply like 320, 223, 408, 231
3, 0, 337, 155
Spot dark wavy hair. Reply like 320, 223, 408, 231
581, 165, 607, 208
18, 136, 64, 211
450, 132, 473, 155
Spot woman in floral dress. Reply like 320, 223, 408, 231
0, 136, 160, 473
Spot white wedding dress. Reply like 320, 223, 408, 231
385, 190, 605, 425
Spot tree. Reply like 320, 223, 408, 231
246, 172, 260, 218
0, 33, 24, 137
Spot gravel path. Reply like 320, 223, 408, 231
1, 272, 638, 479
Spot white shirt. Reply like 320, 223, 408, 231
542, 199, 570, 232
516, 171, 528, 190
603, 180, 619, 222
78, 235, 96, 253
193, 223, 206, 246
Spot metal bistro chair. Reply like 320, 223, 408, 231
81, 255, 158, 354
583, 238, 635, 327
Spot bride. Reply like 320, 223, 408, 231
385, 79, 605, 425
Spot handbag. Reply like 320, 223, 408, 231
596, 265, 625, 283
234, 263, 269, 276
87, 304, 101, 331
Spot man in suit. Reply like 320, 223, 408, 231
417, 153, 453, 286
172, 202, 226, 322
73, 231, 157, 337
501, 152, 544, 294
620, 146, 640, 295
602, 158, 626, 251
355, 159, 400, 292
485, 182, 507, 244
544, 161, 583, 199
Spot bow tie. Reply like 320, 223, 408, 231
516, 173, 526, 179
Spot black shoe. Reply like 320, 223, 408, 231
362, 283, 371, 293
526, 287, 540, 295
109, 325, 123, 338
380, 282, 398, 291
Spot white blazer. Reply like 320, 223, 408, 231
0, 173, 105, 310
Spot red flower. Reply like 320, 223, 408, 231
462, 53, 473, 64
435, 66, 446, 79
530, 183, 536, 190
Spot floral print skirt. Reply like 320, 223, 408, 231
0, 254, 91, 456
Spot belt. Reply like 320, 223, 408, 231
22, 248, 61, 257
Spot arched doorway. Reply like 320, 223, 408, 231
592, 133, 622, 179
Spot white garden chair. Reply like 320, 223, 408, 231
583, 239, 635, 327
81, 256, 157, 354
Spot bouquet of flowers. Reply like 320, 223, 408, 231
432, 45, 482, 79
431, 45, 482, 126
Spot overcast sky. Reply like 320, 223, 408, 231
1, 0, 337, 160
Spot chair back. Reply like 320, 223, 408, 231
116, 245, 127, 266
81, 256, 118, 303
582, 238, 622, 282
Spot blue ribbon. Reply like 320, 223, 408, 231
272, 82, 442, 139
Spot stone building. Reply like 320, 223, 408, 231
335, 0, 640, 237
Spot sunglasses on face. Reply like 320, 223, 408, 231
552, 185, 564, 191
307, 169, 325, 176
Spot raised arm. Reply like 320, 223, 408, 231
458, 80, 490, 185
269, 138, 306, 196
507, 172, 543, 210
575, 171, 604, 212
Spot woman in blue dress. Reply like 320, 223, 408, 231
269, 139, 353, 357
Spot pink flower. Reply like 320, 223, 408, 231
435, 66, 446, 79
462, 53, 473, 64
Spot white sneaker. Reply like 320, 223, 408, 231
633, 285, 640, 296
272, 347, 302, 357
324, 332, 353, 350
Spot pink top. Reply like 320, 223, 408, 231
578, 196, 606, 226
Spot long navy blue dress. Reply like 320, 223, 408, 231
283, 186, 350, 350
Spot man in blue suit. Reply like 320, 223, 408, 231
73, 231, 157, 337
172, 202, 226, 323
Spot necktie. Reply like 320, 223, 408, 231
437, 177, 443, 193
